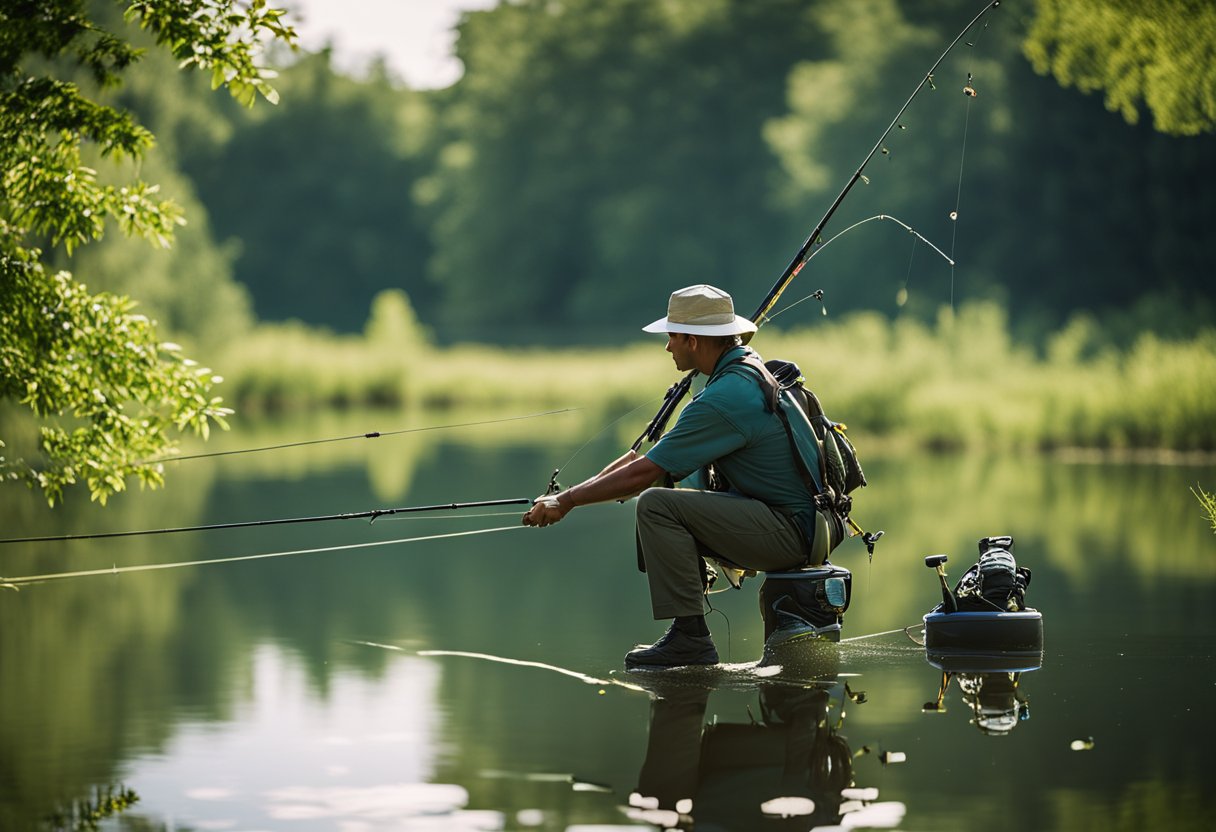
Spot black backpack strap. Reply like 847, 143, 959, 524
720, 352, 830, 499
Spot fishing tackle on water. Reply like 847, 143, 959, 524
920, 536, 1044, 659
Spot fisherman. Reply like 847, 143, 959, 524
522, 285, 822, 669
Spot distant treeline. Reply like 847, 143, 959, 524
65, 0, 1215, 348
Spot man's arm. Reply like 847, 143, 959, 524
594, 449, 641, 478
522, 453, 666, 527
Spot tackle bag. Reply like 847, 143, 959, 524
951, 535, 1032, 612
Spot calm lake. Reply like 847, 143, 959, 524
2, 420, 1213, 831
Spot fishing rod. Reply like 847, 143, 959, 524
756, 214, 956, 324
0, 497, 531, 545
632, 0, 1001, 450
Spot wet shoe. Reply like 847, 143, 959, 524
625, 625, 719, 670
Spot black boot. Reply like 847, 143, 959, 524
625, 624, 719, 670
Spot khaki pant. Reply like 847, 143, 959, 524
635, 487, 807, 619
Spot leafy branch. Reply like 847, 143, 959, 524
0, 0, 295, 504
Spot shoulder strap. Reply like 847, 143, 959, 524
716, 350, 781, 412
720, 352, 826, 498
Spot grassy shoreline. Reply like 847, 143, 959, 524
213, 302, 1216, 455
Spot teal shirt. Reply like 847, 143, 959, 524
645, 347, 815, 517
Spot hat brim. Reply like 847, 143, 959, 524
642, 315, 758, 338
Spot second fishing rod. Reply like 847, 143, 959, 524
632, 0, 1002, 450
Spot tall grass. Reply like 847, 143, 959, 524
1195, 485, 1216, 533
215, 298, 1216, 453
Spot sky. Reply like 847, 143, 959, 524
282, 0, 499, 89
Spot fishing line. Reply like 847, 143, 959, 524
762, 215, 954, 326
0, 525, 524, 587
0, 498, 531, 545
945, 13, 996, 310
839, 625, 923, 644
548, 396, 664, 489
138, 407, 579, 465
949, 91, 973, 311
897, 234, 919, 308
704, 592, 732, 664
418, 647, 610, 685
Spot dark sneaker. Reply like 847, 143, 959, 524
625, 625, 719, 670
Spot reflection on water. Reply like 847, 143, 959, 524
922, 654, 1040, 736
111, 644, 504, 830
1, 434, 1215, 830
622, 635, 908, 831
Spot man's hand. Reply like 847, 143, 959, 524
522, 494, 569, 527
521, 454, 665, 527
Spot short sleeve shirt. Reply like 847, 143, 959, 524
645, 347, 814, 517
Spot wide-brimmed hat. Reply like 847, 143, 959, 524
642, 284, 757, 343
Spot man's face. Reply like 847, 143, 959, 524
666, 332, 695, 371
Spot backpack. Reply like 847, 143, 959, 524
722, 352, 871, 560
952, 535, 1032, 612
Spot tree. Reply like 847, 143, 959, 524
183, 51, 438, 333
759, 0, 1216, 331
1025, 0, 1216, 137
425, 0, 829, 341
0, 0, 295, 504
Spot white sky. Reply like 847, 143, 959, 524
282, 0, 500, 89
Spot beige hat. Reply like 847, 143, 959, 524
643, 284, 757, 343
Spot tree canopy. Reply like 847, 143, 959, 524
1025, 0, 1216, 136
0, 0, 295, 504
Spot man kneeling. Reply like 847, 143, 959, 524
523, 284, 823, 669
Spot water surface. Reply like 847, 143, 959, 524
2, 433, 1213, 830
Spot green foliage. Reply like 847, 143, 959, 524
0, 245, 233, 504
121, 0, 1211, 344
58, 152, 255, 354
760, 304, 1216, 453
45, 784, 139, 832
0, 0, 295, 504
216, 290, 427, 414
760, 0, 1216, 329
1025, 0, 1216, 136
123, 0, 293, 107
183, 50, 437, 332
210, 299, 1216, 455
424, 0, 826, 337
1194, 484, 1216, 534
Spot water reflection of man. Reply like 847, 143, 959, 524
628, 683, 853, 831
522, 285, 819, 669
